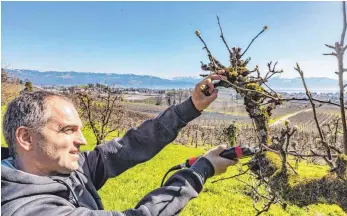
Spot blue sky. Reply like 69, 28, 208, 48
1, 1, 344, 78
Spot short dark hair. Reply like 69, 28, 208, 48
3, 91, 72, 157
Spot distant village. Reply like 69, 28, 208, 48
38, 83, 346, 105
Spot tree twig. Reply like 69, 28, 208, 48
217, 16, 233, 60
261, 144, 339, 158
323, 52, 337, 56
241, 26, 267, 57
295, 63, 333, 163
212, 168, 250, 183
280, 97, 347, 109
341, 1, 347, 46
195, 31, 219, 72
255, 196, 277, 216
215, 74, 279, 100
325, 44, 336, 49
286, 161, 299, 175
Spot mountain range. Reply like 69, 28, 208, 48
5, 69, 344, 92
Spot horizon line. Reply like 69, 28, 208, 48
5, 68, 343, 80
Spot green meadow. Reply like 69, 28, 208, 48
1, 105, 346, 215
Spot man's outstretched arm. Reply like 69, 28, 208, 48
81, 96, 201, 189
82, 73, 227, 190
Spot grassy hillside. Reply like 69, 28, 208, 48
1, 82, 24, 105
1, 105, 346, 215
95, 143, 344, 215
81, 127, 345, 215
1, 106, 8, 147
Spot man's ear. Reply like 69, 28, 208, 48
15, 126, 33, 151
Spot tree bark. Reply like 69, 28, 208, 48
337, 53, 347, 154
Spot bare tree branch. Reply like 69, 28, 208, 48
329, 145, 343, 154
323, 52, 337, 56
310, 149, 334, 168
212, 168, 250, 183
294, 63, 334, 164
195, 31, 220, 72
335, 1, 347, 154
214, 74, 280, 100
241, 26, 268, 57
325, 44, 336, 50
280, 97, 347, 109
286, 161, 298, 175
217, 16, 233, 60
261, 144, 339, 158
341, 1, 347, 46
255, 196, 277, 216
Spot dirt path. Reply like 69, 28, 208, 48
270, 108, 312, 127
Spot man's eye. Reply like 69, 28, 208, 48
65, 129, 75, 134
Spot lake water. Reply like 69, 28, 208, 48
274, 88, 340, 94
218, 87, 340, 94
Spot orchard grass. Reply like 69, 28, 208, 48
82, 127, 345, 216
1, 105, 345, 215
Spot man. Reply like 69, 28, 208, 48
1, 74, 238, 216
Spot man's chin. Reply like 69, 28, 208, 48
58, 164, 80, 175
69, 163, 80, 172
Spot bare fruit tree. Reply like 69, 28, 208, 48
196, 18, 282, 148
155, 94, 164, 105
76, 88, 125, 145
194, 2, 347, 214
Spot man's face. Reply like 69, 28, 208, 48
31, 97, 86, 175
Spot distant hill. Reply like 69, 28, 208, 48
5, 69, 344, 91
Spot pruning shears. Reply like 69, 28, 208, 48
161, 145, 261, 186
185, 145, 261, 167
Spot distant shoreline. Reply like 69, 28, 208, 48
274, 88, 339, 93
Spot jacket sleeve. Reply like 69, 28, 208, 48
80, 97, 201, 190
130, 157, 215, 216
5, 158, 214, 216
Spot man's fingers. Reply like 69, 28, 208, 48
206, 79, 214, 94
214, 144, 238, 165
230, 158, 239, 165
198, 71, 226, 87
199, 84, 206, 92
201, 89, 218, 102
209, 74, 227, 81
197, 73, 226, 94
214, 144, 228, 154
219, 154, 239, 165
197, 76, 218, 95
216, 69, 226, 75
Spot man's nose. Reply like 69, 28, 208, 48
74, 130, 87, 146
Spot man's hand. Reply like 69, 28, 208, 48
203, 145, 238, 176
191, 71, 227, 111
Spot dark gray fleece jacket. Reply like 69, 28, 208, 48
1, 97, 215, 216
